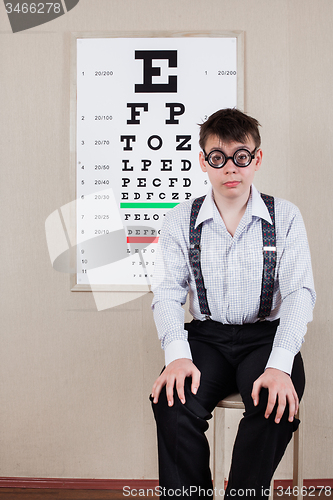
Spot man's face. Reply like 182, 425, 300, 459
199, 135, 262, 202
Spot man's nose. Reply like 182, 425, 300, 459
224, 158, 237, 172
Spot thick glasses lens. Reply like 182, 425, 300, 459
234, 149, 252, 167
208, 151, 225, 167
205, 148, 255, 168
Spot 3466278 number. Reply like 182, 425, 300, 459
5, 2, 61, 14
277, 486, 332, 497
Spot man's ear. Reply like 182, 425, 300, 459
254, 148, 263, 171
199, 151, 207, 173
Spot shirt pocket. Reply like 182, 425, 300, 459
238, 243, 263, 289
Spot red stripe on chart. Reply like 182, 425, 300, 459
127, 237, 159, 243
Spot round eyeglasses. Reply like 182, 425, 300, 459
203, 148, 257, 168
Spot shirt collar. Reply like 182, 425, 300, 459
251, 185, 273, 224
194, 184, 273, 228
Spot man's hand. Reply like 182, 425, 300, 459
151, 358, 201, 407
251, 368, 298, 424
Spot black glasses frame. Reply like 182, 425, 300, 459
203, 148, 257, 169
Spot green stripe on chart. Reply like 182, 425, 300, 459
120, 202, 179, 209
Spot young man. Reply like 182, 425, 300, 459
150, 108, 315, 499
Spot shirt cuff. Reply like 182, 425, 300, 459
165, 340, 193, 366
265, 346, 295, 375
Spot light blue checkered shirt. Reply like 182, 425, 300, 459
151, 185, 316, 375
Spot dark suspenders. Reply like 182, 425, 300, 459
258, 194, 277, 319
189, 193, 277, 320
189, 196, 212, 317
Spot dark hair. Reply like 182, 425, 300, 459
199, 108, 261, 151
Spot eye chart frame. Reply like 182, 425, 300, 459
70, 31, 244, 292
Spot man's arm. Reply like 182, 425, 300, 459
151, 203, 199, 405
252, 203, 315, 422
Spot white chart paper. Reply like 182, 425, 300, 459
75, 36, 240, 289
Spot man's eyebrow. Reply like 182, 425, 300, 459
208, 145, 252, 152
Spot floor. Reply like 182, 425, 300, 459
0, 490, 124, 499
0, 489, 326, 500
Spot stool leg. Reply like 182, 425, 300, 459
214, 408, 226, 499
214, 405, 302, 500
269, 475, 275, 500
293, 405, 304, 500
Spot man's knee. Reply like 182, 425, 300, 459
150, 382, 212, 425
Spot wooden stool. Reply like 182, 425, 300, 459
213, 393, 303, 500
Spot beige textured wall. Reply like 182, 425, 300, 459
0, 0, 332, 481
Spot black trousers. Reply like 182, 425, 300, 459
151, 319, 305, 500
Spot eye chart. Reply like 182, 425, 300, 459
73, 33, 243, 290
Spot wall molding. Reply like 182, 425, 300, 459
0, 478, 332, 490
0, 478, 158, 489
